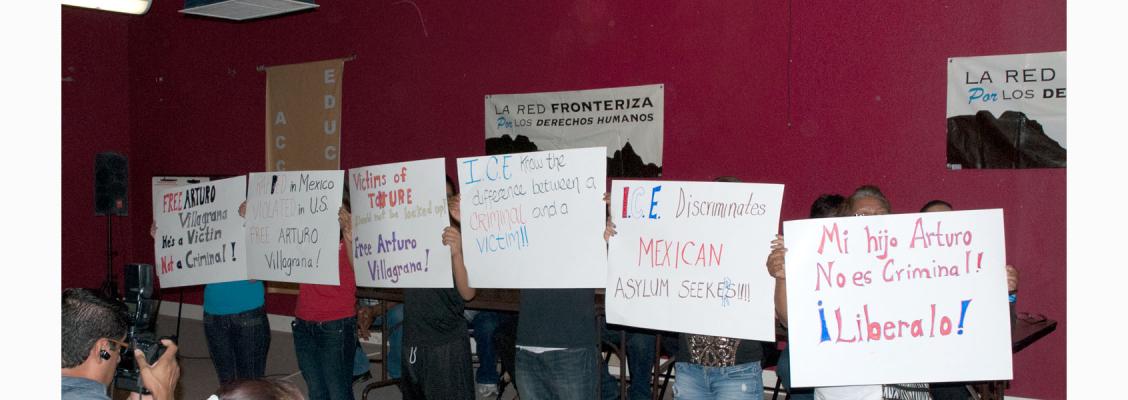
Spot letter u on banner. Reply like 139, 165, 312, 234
266, 58, 346, 172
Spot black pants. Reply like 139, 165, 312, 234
400, 339, 474, 400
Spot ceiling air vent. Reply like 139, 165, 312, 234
180, 0, 317, 21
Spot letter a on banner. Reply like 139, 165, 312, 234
266, 58, 346, 172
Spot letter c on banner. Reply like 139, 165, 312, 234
276, 160, 286, 171
275, 135, 287, 149
325, 146, 338, 160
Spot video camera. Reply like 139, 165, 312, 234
113, 263, 172, 394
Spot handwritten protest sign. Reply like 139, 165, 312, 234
152, 176, 247, 288
784, 209, 1012, 387
246, 171, 344, 285
606, 180, 783, 340
151, 177, 209, 215
348, 158, 453, 288
457, 147, 607, 288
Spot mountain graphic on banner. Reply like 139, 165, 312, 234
946, 110, 1066, 169
608, 142, 662, 178
485, 134, 539, 155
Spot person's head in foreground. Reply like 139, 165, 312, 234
214, 379, 306, 400
61, 288, 131, 385
845, 185, 891, 216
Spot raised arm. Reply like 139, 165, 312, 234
767, 234, 788, 326
1007, 264, 1019, 332
446, 193, 475, 301
445, 226, 475, 301
339, 206, 356, 266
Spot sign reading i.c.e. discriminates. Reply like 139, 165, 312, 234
457, 147, 607, 288
246, 170, 344, 285
606, 180, 784, 341
153, 176, 247, 288
784, 209, 1012, 388
348, 158, 453, 288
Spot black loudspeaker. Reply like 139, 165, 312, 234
95, 152, 129, 216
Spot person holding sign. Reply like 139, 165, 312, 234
150, 204, 270, 387
667, 176, 772, 400
513, 230, 605, 399
399, 178, 478, 400
918, 199, 1019, 400
772, 194, 846, 400
769, 187, 1019, 400
770, 186, 891, 400
292, 191, 357, 400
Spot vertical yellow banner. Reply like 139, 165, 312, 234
265, 58, 345, 172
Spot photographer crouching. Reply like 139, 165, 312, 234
61, 288, 181, 400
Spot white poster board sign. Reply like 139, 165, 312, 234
152, 176, 247, 288
348, 158, 453, 288
784, 209, 1012, 387
606, 180, 783, 340
246, 170, 344, 285
457, 147, 607, 288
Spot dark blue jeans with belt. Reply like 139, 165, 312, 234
293, 316, 357, 400
203, 306, 271, 385
516, 347, 598, 400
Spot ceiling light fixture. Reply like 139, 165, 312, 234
62, 0, 152, 15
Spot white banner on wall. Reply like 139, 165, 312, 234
485, 84, 664, 177
348, 158, 453, 288
246, 170, 344, 285
946, 51, 1066, 169
606, 180, 784, 340
152, 176, 247, 288
784, 210, 1012, 387
457, 147, 607, 288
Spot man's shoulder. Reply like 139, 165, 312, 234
61, 376, 111, 400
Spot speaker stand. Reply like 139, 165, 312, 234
100, 215, 118, 299
174, 287, 185, 342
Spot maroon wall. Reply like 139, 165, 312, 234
61, 6, 134, 291
62, 1, 1065, 397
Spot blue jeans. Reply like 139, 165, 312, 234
673, 361, 764, 400
293, 316, 357, 400
203, 307, 271, 385
468, 310, 515, 386
776, 347, 814, 400
516, 347, 598, 400
600, 326, 658, 400
352, 304, 403, 379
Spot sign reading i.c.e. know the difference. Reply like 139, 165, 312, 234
784, 209, 1012, 387
457, 147, 607, 288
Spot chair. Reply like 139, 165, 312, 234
361, 302, 403, 400
760, 340, 785, 400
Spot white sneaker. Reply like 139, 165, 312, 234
476, 383, 498, 399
